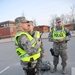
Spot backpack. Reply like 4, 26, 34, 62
40, 61, 51, 71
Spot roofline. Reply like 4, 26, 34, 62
35, 25, 49, 27
64, 23, 75, 26
0, 21, 15, 24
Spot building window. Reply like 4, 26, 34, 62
0, 24, 4, 27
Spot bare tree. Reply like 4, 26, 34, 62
71, 4, 75, 23
50, 15, 57, 27
33, 19, 37, 27
50, 5, 75, 26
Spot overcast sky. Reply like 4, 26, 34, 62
0, 0, 75, 25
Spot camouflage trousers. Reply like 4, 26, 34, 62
53, 49, 68, 67
20, 58, 41, 75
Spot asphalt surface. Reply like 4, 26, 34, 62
0, 37, 75, 75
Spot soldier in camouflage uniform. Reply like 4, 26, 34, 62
28, 21, 45, 58
48, 17, 71, 74
28, 21, 45, 75
14, 17, 41, 75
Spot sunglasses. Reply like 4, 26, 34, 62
28, 25, 30, 26
57, 21, 61, 23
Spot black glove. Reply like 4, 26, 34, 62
50, 48, 59, 57
50, 48, 54, 56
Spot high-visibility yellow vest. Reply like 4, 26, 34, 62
14, 31, 40, 62
34, 31, 40, 39
52, 26, 66, 40
34, 31, 42, 51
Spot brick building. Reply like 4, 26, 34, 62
0, 21, 15, 27
64, 23, 75, 30
0, 21, 17, 38
0, 19, 75, 38
34, 25, 50, 32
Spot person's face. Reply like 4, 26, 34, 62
21, 22, 28, 31
57, 21, 62, 27
28, 24, 34, 32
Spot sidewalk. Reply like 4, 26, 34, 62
0, 32, 75, 43
0, 38, 14, 43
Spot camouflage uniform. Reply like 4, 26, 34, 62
28, 21, 44, 62
15, 17, 41, 75
18, 35, 40, 75
48, 26, 71, 73
28, 30, 44, 75
29, 31, 44, 57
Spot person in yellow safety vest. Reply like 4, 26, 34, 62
28, 21, 45, 60
48, 17, 71, 74
14, 17, 42, 75
27, 21, 45, 75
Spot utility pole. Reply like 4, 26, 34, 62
33, 19, 37, 27
22, 11, 24, 17
71, 4, 75, 23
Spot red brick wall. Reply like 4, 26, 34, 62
0, 27, 10, 38
10, 26, 17, 36
34, 26, 49, 32
65, 25, 73, 30
0, 26, 17, 38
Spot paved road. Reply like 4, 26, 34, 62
0, 37, 75, 75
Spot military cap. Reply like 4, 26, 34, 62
28, 21, 34, 25
56, 17, 62, 23
15, 17, 29, 24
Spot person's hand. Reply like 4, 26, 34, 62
37, 41, 41, 46
54, 39, 59, 42
41, 53, 45, 58
58, 39, 64, 42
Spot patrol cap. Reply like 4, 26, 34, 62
15, 17, 29, 24
28, 21, 34, 26
56, 17, 62, 23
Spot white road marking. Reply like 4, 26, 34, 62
0, 62, 20, 74
0, 66, 10, 74
71, 67, 75, 75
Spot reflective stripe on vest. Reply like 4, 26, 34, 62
15, 31, 37, 48
52, 26, 66, 40
21, 52, 40, 62
34, 31, 42, 52
14, 31, 40, 62
34, 31, 40, 39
